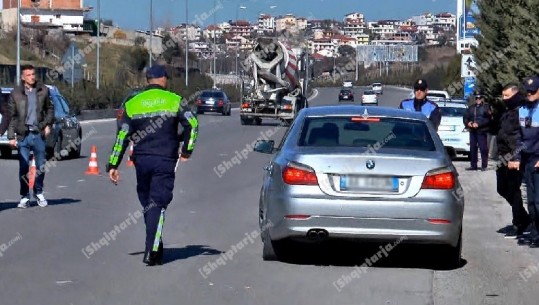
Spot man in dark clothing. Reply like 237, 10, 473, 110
496, 83, 530, 238
399, 79, 442, 131
463, 90, 492, 171
7, 64, 54, 208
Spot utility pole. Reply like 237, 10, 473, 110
97, 0, 100, 89
213, 0, 217, 87
185, 0, 189, 87
16, 0, 21, 86
149, 0, 153, 66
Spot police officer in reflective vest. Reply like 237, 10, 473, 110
512, 76, 539, 248
399, 79, 442, 131
106, 65, 199, 265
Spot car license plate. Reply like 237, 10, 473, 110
439, 125, 456, 131
205, 101, 214, 105
340, 175, 398, 192
242, 108, 252, 112
443, 138, 459, 142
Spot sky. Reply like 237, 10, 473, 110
81, 0, 457, 30
0, 0, 457, 30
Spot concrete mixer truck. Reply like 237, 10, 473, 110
239, 37, 308, 126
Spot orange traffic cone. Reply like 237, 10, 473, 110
127, 143, 134, 167
28, 155, 36, 189
85, 145, 100, 175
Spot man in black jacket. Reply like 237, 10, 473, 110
7, 65, 54, 208
497, 83, 530, 238
464, 89, 492, 171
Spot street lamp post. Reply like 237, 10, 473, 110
97, 0, 100, 89
213, 0, 217, 87
185, 0, 189, 87
16, 0, 21, 86
149, 0, 153, 66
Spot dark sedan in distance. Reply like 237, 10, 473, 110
196, 89, 232, 116
338, 88, 354, 102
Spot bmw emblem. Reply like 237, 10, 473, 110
366, 160, 375, 170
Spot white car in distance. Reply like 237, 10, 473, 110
361, 90, 378, 105
436, 101, 469, 159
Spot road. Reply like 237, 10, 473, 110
0, 86, 538, 305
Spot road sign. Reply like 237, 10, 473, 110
461, 54, 476, 77
464, 77, 475, 98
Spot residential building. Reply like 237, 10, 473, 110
2, 0, 88, 33
296, 17, 308, 31
203, 25, 224, 40
189, 41, 212, 59
433, 12, 456, 31
343, 18, 366, 39
225, 34, 254, 51
229, 20, 253, 38
169, 24, 202, 42
257, 14, 275, 34
275, 14, 297, 32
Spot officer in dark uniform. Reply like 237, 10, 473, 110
463, 89, 492, 171
512, 76, 539, 248
399, 79, 442, 131
106, 65, 199, 265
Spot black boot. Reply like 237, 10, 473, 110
143, 241, 163, 266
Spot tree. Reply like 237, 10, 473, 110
473, 0, 539, 99
338, 45, 356, 58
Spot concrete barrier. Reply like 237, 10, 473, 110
77, 109, 117, 121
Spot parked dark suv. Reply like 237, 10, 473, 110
196, 89, 232, 116
0, 85, 82, 159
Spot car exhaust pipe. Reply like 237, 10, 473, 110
317, 230, 328, 239
307, 230, 319, 240
307, 229, 329, 240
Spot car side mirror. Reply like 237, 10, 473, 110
253, 140, 275, 154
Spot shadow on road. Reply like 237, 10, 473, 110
128, 244, 223, 265
0, 197, 82, 211
278, 241, 467, 271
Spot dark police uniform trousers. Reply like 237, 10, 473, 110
522, 155, 539, 239
470, 130, 489, 169
134, 155, 177, 252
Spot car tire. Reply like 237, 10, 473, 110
438, 229, 462, 269
54, 134, 63, 158
197, 110, 204, 115
255, 118, 262, 125
69, 132, 82, 159
0, 147, 12, 158
241, 117, 252, 125
227, 106, 232, 116
261, 226, 288, 261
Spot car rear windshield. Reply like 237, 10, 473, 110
364, 90, 376, 95
298, 116, 436, 151
201, 91, 225, 98
440, 107, 466, 117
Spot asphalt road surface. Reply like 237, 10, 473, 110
1, 86, 538, 305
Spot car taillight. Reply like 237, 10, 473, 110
242, 102, 250, 108
421, 168, 455, 189
218, 100, 224, 106
197, 98, 202, 105
282, 162, 318, 185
